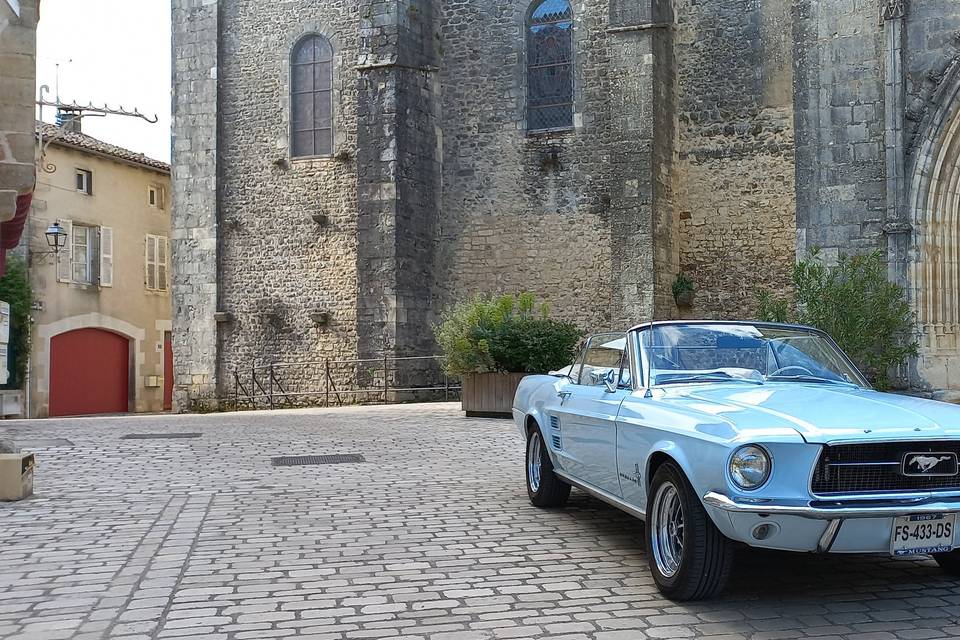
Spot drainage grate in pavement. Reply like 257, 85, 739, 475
120, 433, 202, 440
14, 438, 74, 448
272, 454, 366, 466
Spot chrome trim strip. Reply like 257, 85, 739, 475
704, 490, 960, 519
812, 489, 960, 500
824, 437, 960, 446
826, 461, 901, 466
555, 470, 646, 521
817, 519, 843, 552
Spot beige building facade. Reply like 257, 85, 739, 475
26, 124, 171, 417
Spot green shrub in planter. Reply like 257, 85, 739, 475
435, 293, 581, 376
756, 249, 917, 389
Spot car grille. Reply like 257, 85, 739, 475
811, 441, 960, 494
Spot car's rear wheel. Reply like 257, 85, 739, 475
526, 427, 570, 507
933, 549, 960, 574
646, 461, 733, 600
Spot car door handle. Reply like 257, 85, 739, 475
557, 391, 572, 400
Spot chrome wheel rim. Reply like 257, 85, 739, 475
527, 432, 542, 492
651, 481, 684, 578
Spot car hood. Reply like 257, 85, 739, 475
656, 383, 960, 444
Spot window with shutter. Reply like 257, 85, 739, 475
70, 225, 92, 284
57, 220, 73, 283
157, 237, 167, 291
99, 227, 113, 287
145, 234, 169, 292
75, 169, 93, 195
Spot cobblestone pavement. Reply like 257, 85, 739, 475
2, 403, 960, 640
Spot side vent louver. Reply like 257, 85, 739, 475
549, 416, 561, 449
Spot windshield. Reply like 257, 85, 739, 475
641, 323, 867, 387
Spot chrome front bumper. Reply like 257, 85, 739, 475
704, 491, 960, 519
704, 491, 960, 552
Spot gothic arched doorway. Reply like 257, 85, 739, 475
909, 60, 960, 388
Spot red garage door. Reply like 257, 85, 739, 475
50, 328, 129, 417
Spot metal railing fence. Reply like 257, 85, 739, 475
231, 355, 460, 410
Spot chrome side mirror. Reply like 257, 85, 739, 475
589, 369, 619, 393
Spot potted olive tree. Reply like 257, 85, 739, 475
436, 293, 581, 418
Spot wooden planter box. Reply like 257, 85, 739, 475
461, 372, 527, 418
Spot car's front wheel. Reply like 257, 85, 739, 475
646, 461, 733, 600
526, 427, 570, 507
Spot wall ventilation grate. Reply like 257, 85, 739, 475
272, 454, 366, 466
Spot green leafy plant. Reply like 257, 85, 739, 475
672, 272, 694, 299
0, 256, 31, 389
756, 249, 917, 389
435, 293, 581, 376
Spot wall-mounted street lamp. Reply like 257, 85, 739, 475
44, 221, 68, 255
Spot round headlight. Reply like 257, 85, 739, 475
729, 445, 771, 490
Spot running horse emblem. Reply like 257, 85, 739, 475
909, 455, 953, 473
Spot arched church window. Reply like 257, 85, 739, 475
527, 0, 574, 132
291, 34, 333, 157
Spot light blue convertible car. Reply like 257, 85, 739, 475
513, 321, 960, 600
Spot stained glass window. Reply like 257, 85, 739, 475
527, 0, 574, 132
291, 35, 333, 157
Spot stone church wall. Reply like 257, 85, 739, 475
674, 0, 797, 319
901, 3, 960, 389
171, 0, 220, 409
174, 0, 960, 404
216, 1, 362, 395
793, 0, 887, 264
434, 0, 614, 333
434, 0, 669, 333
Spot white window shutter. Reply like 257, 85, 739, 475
144, 235, 151, 289
145, 235, 157, 290
99, 226, 113, 287
57, 220, 72, 283
159, 237, 168, 291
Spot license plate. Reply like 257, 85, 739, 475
891, 513, 957, 556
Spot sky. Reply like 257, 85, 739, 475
36, 0, 172, 163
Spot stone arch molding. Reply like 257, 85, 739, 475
34, 313, 145, 395
909, 49, 960, 351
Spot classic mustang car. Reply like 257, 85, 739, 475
513, 321, 960, 600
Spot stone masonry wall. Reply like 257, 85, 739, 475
904, 0, 960, 152
434, 0, 661, 334
902, 1, 960, 389
171, 0, 219, 409
355, 0, 441, 364
793, 0, 886, 262
650, 0, 678, 317
0, 0, 37, 230
675, 0, 797, 319
214, 1, 361, 398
